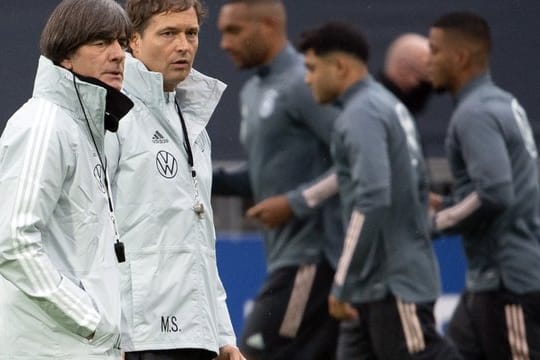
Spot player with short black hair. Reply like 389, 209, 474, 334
429, 11, 540, 359
299, 21, 462, 359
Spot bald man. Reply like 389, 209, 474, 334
215, 0, 342, 359
379, 33, 433, 115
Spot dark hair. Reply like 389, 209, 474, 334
297, 21, 369, 63
125, 0, 207, 35
432, 11, 491, 54
40, 0, 131, 65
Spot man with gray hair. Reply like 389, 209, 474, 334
0, 0, 132, 358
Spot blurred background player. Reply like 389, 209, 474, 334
378, 33, 433, 115
428, 11, 540, 359
299, 21, 462, 359
337, 31, 435, 359
215, 0, 343, 359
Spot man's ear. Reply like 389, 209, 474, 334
333, 55, 349, 78
455, 46, 472, 70
60, 57, 73, 70
129, 33, 141, 56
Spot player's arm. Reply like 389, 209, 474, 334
433, 109, 514, 234
213, 267, 237, 351
331, 110, 391, 312
249, 81, 340, 229
0, 115, 103, 340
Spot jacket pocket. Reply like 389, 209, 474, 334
79, 264, 122, 353
128, 248, 200, 344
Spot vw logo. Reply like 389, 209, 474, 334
156, 151, 178, 179
93, 164, 106, 193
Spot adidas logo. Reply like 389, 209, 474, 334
152, 130, 169, 144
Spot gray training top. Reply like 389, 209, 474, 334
439, 73, 540, 294
331, 75, 440, 304
239, 44, 343, 272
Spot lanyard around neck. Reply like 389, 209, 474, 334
174, 97, 205, 218
174, 98, 196, 177
72, 74, 125, 263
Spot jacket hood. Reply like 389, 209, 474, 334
122, 53, 226, 141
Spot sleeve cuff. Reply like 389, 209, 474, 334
286, 190, 314, 218
219, 336, 237, 348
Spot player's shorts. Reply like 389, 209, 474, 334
337, 295, 462, 359
447, 289, 540, 359
239, 259, 339, 360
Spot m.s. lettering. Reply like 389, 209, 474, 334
160, 316, 181, 333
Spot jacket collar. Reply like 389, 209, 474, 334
73, 73, 133, 133
33, 56, 109, 137
122, 53, 226, 141
255, 43, 298, 79
455, 71, 492, 105
334, 74, 373, 109
32, 56, 134, 152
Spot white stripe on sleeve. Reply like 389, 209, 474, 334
301, 172, 338, 208
334, 209, 364, 286
435, 192, 481, 231
10, 101, 100, 330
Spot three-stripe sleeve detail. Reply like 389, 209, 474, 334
435, 192, 481, 230
301, 172, 338, 208
334, 209, 364, 286
10, 101, 99, 331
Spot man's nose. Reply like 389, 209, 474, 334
108, 40, 125, 62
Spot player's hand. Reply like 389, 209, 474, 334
214, 344, 246, 360
328, 295, 359, 320
428, 192, 443, 215
246, 195, 293, 229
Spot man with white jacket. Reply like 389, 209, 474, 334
105, 1, 244, 359
0, 0, 133, 359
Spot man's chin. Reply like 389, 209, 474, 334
170, 71, 191, 86
101, 78, 123, 91
316, 92, 337, 105
428, 78, 448, 94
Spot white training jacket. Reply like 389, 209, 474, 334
0, 56, 122, 359
105, 54, 236, 354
